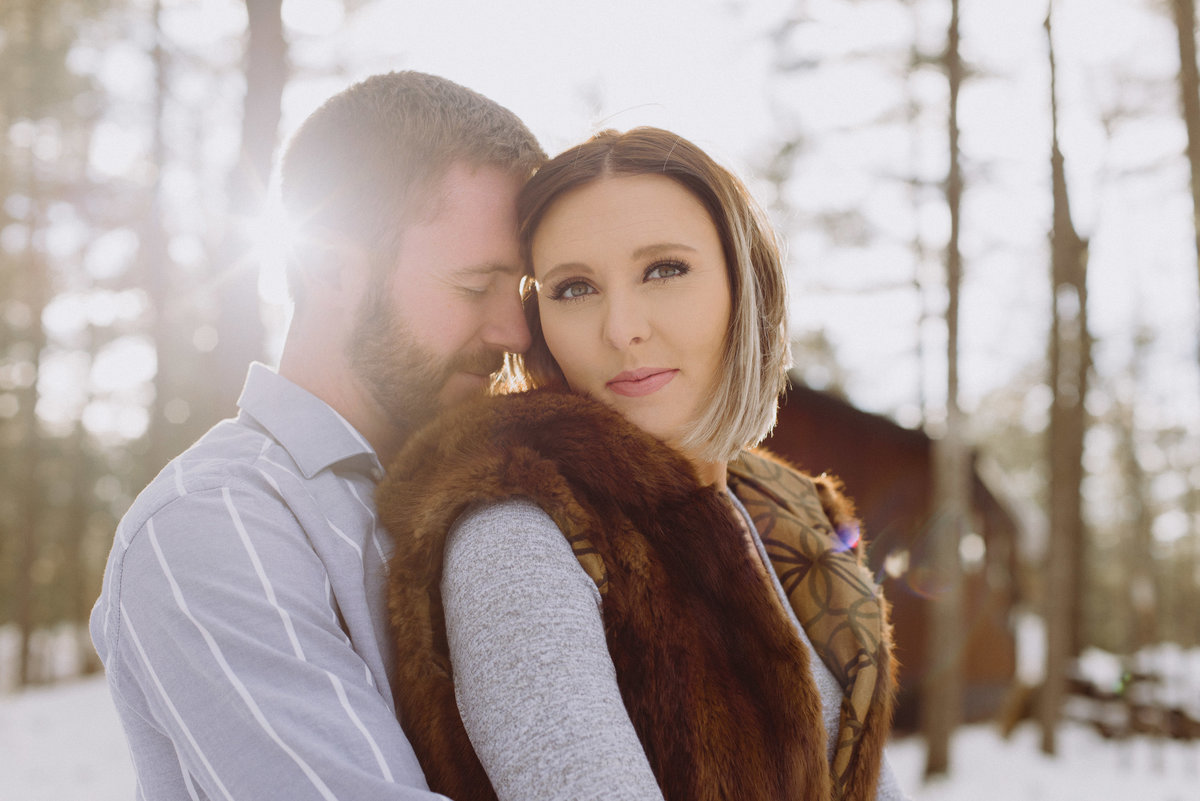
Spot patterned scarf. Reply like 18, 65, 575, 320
728, 451, 896, 801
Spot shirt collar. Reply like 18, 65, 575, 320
237, 362, 384, 481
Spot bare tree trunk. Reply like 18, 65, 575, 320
11, 0, 50, 689
13, 209, 47, 690
1187, 482, 1200, 649
1120, 332, 1157, 654
1169, 5, 1200, 632
1170, 0, 1200, 372
1040, 4, 1091, 756
207, 0, 287, 420
0, 1, 16, 676
64, 418, 100, 672
144, 0, 178, 481
922, 0, 966, 777
238, 0, 288, 202
904, 0, 930, 427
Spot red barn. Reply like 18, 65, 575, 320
763, 381, 1020, 731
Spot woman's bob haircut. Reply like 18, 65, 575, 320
501, 127, 790, 464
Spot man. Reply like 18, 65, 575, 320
90, 71, 545, 800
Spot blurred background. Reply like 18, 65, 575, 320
0, 0, 1198, 797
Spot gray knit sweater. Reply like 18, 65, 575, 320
442, 495, 909, 801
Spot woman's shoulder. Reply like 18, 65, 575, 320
452, 497, 559, 541
444, 497, 604, 606
729, 449, 818, 498
729, 448, 859, 538
448, 497, 562, 559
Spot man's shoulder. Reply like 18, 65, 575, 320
119, 418, 298, 539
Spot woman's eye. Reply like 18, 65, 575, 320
553, 280, 595, 300
645, 260, 688, 281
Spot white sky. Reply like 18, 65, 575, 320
277, 0, 787, 170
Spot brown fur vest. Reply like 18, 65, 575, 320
377, 389, 895, 801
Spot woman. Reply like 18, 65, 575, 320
377, 128, 906, 801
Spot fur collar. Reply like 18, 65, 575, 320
378, 389, 893, 801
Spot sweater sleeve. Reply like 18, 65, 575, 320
441, 497, 666, 801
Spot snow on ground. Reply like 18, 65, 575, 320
887, 722, 1198, 801
2, 673, 1198, 801
1, 675, 134, 801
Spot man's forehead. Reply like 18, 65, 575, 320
418, 162, 523, 216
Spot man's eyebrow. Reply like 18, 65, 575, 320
453, 262, 523, 278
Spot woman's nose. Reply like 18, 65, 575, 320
602, 292, 651, 349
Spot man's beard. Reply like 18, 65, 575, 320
347, 283, 504, 439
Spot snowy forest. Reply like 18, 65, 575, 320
1, 0, 1198, 797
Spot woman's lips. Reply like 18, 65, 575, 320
606, 368, 678, 397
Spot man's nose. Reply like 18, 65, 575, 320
483, 286, 532, 354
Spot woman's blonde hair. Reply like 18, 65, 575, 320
501, 127, 790, 463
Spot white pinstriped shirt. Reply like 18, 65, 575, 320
90, 362, 448, 801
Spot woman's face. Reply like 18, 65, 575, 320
530, 174, 731, 456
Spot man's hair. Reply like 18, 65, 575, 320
278, 71, 545, 305
504, 127, 790, 463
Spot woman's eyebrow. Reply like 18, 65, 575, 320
536, 261, 591, 286
630, 242, 697, 259
536, 243, 700, 285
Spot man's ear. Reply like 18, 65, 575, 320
295, 238, 371, 300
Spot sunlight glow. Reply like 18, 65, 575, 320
82, 400, 149, 442
1152, 509, 1190, 545
36, 351, 91, 434
248, 198, 296, 307
884, 549, 910, 579
161, 0, 246, 51
90, 336, 156, 394
192, 325, 219, 353
282, 0, 344, 36
88, 120, 148, 179
84, 228, 139, 280
959, 531, 987, 572
43, 290, 148, 342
